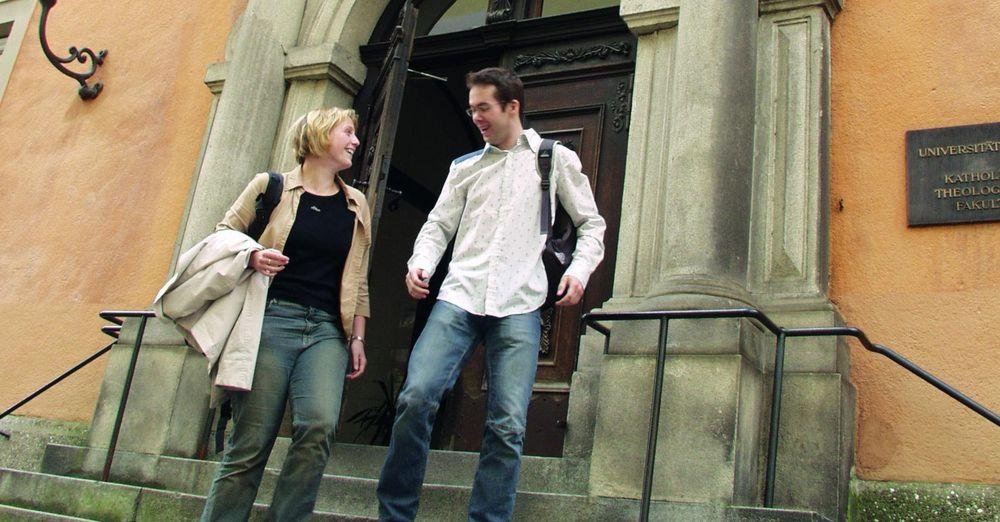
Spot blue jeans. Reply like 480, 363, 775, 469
202, 299, 349, 522
377, 300, 541, 522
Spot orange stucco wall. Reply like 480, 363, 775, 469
831, 2, 1000, 483
0, 1, 245, 421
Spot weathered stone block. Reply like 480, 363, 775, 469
771, 373, 854, 520
590, 352, 764, 503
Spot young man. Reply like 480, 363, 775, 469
376, 67, 606, 521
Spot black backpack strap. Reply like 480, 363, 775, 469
248, 171, 283, 241
537, 139, 556, 235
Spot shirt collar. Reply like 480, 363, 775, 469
283, 165, 362, 209
522, 128, 543, 153
482, 128, 541, 155
285, 165, 305, 190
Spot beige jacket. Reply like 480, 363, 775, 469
153, 229, 269, 391
216, 166, 372, 336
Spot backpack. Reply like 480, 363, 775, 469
246, 172, 283, 241
538, 139, 578, 308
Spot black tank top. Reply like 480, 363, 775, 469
267, 190, 355, 324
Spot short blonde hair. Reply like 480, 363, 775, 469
289, 107, 359, 164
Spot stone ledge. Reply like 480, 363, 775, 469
620, 0, 680, 36
0, 416, 88, 473
204, 42, 366, 97
849, 478, 1000, 521
759, 0, 843, 20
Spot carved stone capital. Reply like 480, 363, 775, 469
204, 43, 366, 97
620, 0, 680, 35
285, 43, 366, 95
204, 62, 227, 95
759, 0, 843, 20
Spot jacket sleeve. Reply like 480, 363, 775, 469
216, 173, 269, 233
554, 145, 606, 288
354, 191, 372, 319
354, 243, 371, 318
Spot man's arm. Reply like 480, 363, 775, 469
405, 161, 468, 296
554, 145, 606, 291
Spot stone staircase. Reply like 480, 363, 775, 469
0, 436, 596, 521
0, 430, 834, 521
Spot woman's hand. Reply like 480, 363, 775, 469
347, 338, 367, 380
250, 249, 289, 277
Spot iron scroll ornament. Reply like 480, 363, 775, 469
38, 0, 107, 100
486, 0, 514, 24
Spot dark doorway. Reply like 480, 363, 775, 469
343, 4, 633, 458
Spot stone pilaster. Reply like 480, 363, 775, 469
588, 0, 851, 516
752, 1, 851, 519
588, 0, 766, 507
750, 0, 840, 305
178, 4, 295, 253
611, 0, 758, 308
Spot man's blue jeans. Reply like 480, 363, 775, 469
201, 299, 349, 521
377, 300, 541, 522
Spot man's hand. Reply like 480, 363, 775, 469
405, 267, 430, 299
555, 275, 584, 306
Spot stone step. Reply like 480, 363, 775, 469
2, 465, 830, 521
2, 465, 595, 521
0, 416, 89, 474
42, 440, 589, 496
731, 506, 833, 521
0, 503, 98, 521
0, 468, 375, 521
38, 445, 599, 520
295, 439, 590, 496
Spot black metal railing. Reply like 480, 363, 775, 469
0, 342, 115, 440
0, 310, 155, 481
581, 307, 1000, 522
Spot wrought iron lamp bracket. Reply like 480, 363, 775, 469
38, 0, 107, 100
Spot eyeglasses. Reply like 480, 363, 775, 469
465, 102, 505, 117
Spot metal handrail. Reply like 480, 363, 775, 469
0, 310, 155, 483
95, 310, 155, 481
0, 342, 116, 439
580, 307, 1000, 522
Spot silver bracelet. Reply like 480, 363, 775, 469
349, 335, 366, 347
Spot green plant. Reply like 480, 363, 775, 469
346, 374, 400, 445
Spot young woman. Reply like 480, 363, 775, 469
201, 107, 371, 521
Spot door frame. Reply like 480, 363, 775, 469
353, 4, 635, 456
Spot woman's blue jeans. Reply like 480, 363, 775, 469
201, 299, 349, 522
377, 300, 541, 522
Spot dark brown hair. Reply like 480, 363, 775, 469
465, 67, 525, 116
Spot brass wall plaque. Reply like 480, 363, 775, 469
906, 122, 1000, 226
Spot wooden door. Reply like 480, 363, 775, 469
352, 0, 419, 248
438, 27, 634, 456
